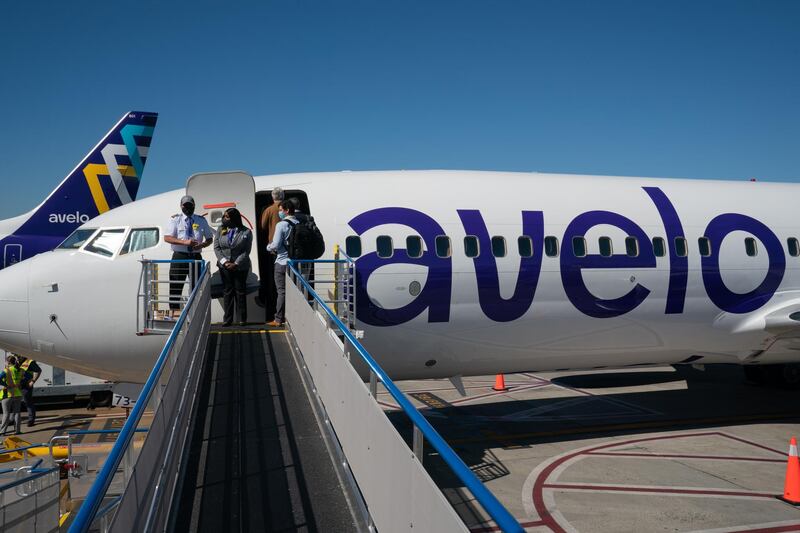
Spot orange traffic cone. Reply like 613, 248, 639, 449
492, 374, 508, 392
780, 437, 800, 505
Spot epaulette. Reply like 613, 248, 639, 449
171, 213, 180, 218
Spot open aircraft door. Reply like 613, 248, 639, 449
186, 171, 258, 322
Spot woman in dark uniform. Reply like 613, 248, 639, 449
213, 208, 253, 326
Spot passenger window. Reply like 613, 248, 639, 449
120, 228, 159, 255
789, 238, 800, 258
406, 236, 423, 258
652, 237, 666, 257
345, 236, 362, 258
58, 228, 98, 250
745, 237, 758, 257
599, 237, 613, 257
572, 237, 587, 257
544, 236, 559, 257
674, 237, 688, 257
376, 236, 393, 258
625, 237, 639, 257
698, 237, 711, 257
518, 236, 533, 258
464, 236, 479, 258
84, 229, 126, 257
491, 236, 506, 257
435, 236, 451, 258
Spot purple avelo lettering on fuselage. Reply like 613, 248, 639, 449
457, 210, 544, 322
560, 211, 656, 318
349, 187, 786, 326
701, 213, 785, 313
348, 207, 451, 326
643, 187, 688, 314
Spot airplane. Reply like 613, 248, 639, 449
0, 111, 158, 269
0, 169, 798, 389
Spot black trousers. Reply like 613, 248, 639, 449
220, 266, 248, 323
169, 252, 201, 310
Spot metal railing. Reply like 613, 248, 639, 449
0, 465, 60, 532
293, 246, 357, 330
287, 259, 523, 533
70, 260, 211, 533
137, 259, 203, 335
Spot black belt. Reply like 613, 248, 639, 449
172, 251, 202, 258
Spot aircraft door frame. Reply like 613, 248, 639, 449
186, 171, 258, 322
3, 244, 22, 268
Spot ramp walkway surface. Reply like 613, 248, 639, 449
173, 325, 359, 532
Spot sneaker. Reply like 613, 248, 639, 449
267, 320, 284, 327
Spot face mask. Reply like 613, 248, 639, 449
182, 205, 194, 217
278, 211, 286, 220
221, 218, 230, 228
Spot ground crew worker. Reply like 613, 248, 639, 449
164, 195, 214, 316
18, 356, 41, 427
0, 355, 23, 435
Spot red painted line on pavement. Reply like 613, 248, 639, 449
531, 431, 735, 533
543, 483, 776, 499
586, 451, 785, 463
377, 400, 400, 410
717, 432, 788, 457
469, 519, 546, 532
732, 524, 800, 533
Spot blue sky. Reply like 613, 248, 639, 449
0, 1, 797, 217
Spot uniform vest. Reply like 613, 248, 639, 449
2, 366, 23, 399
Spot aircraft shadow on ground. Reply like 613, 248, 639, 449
385, 364, 799, 494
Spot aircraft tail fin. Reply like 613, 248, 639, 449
17, 111, 158, 237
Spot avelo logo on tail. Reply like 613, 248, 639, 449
0, 111, 158, 268
48, 212, 91, 224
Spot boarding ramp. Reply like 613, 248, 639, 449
286, 257, 523, 532
71, 254, 521, 532
69, 260, 211, 532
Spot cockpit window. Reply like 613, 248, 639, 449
84, 229, 126, 257
58, 228, 97, 249
120, 228, 160, 255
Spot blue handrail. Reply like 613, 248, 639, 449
287, 260, 523, 533
69, 261, 208, 533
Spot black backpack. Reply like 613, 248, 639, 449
287, 214, 325, 260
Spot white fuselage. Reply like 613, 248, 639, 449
0, 170, 798, 383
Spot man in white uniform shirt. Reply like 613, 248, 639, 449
164, 195, 214, 315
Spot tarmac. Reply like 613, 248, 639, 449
381, 365, 800, 532
6, 362, 800, 532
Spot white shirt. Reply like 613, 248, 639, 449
166, 213, 214, 253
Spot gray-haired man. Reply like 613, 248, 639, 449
258, 187, 285, 314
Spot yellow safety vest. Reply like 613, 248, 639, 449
2, 366, 23, 399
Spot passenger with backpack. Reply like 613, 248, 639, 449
266, 200, 325, 327
266, 200, 296, 327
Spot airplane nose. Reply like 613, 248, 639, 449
0, 262, 31, 353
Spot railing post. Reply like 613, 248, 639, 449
123, 443, 133, 488
413, 426, 424, 464
369, 371, 377, 399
